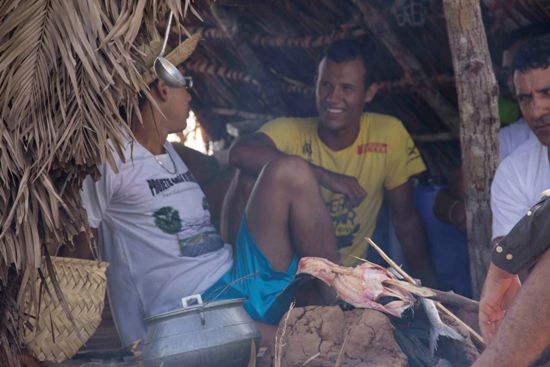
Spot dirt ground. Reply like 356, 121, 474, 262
276, 305, 407, 367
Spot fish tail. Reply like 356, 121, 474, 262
429, 321, 464, 355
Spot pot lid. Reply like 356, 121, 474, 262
144, 297, 246, 323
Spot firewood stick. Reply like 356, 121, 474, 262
383, 278, 479, 312
430, 288, 479, 313
364, 237, 485, 347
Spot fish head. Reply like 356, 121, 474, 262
296, 257, 339, 286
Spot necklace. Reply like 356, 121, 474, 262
153, 149, 177, 175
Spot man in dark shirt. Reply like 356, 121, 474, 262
475, 191, 550, 366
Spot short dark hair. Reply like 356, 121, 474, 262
138, 80, 159, 110
512, 34, 550, 73
117, 81, 159, 123
322, 39, 378, 87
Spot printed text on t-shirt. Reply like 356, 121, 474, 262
147, 172, 196, 196
357, 143, 387, 155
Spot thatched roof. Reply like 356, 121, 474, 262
1, 1, 549, 365
0, 2, 193, 365
171, 0, 550, 176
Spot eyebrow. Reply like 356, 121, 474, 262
516, 85, 550, 97
536, 85, 550, 93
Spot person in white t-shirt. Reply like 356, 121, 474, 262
475, 34, 550, 366
432, 26, 550, 232
490, 29, 550, 244
490, 26, 550, 235
72, 39, 339, 348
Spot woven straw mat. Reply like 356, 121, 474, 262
23, 257, 109, 363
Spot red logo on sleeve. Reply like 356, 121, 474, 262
357, 143, 387, 155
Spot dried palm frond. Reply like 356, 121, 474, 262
0, 0, 198, 365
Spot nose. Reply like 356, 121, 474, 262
184, 88, 192, 102
326, 86, 343, 103
531, 95, 550, 121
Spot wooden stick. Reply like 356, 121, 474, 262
364, 237, 485, 347
429, 288, 479, 313
383, 278, 479, 313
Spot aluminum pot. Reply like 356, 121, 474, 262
142, 295, 260, 367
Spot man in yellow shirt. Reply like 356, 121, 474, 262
227, 39, 437, 287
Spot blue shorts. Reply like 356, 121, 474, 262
202, 215, 298, 325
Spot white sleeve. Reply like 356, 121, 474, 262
491, 159, 529, 239
80, 164, 119, 228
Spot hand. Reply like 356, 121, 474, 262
316, 169, 366, 207
449, 200, 467, 232
479, 263, 521, 343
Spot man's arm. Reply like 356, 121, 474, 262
433, 189, 466, 231
474, 248, 550, 367
228, 133, 287, 177
387, 180, 438, 288
478, 257, 521, 343
479, 192, 550, 344
229, 133, 366, 206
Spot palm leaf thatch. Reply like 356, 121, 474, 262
0, 1, 195, 365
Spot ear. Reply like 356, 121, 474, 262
153, 79, 170, 102
364, 83, 378, 103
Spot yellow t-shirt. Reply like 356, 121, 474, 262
260, 113, 426, 266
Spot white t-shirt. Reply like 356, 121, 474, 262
80, 140, 233, 346
491, 134, 550, 239
498, 118, 532, 161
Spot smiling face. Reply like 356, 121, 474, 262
315, 58, 377, 142
514, 66, 550, 146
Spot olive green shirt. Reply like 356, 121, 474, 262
493, 189, 550, 274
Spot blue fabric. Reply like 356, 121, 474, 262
413, 184, 472, 298
369, 196, 392, 266
202, 215, 298, 324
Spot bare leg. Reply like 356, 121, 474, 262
245, 156, 339, 272
255, 322, 277, 347
473, 248, 550, 367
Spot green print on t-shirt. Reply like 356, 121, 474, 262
153, 206, 182, 234
153, 206, 224, 257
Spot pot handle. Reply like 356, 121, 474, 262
181, 294, 206, 326
181, 294, 203, 308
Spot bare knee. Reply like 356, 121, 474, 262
260, 156, 316, 192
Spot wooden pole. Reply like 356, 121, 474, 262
443, 0, 499, 297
